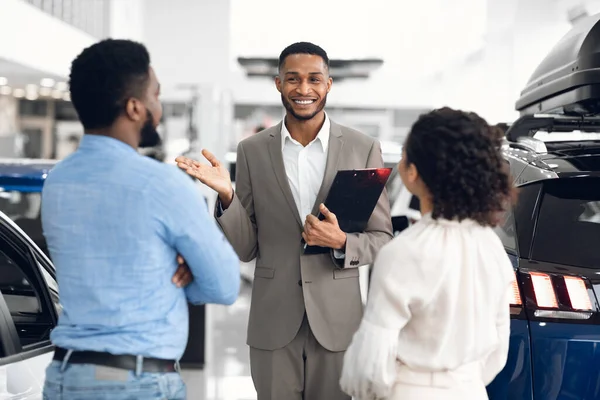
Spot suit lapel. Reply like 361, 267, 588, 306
311, 122, 344, 216
268, 123, 303, 227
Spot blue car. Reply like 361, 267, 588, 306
0, 158, 57, 257
486, 13, 600, 399
486, 113, 600, 399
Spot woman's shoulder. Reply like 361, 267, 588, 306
382, 215, 495, 260
376, 223, 427, 265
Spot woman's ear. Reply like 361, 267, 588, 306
406, 161, 419, 184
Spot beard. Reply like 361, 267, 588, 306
281, 94, 327, 121
138, 110, 162, 148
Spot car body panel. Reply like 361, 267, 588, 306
530, 323, 600, 400
1, 349, 54, 398
0, 159, 55, 190
488, 253, 534, 399
0, 211, 57, 399
488, 319, 534, 400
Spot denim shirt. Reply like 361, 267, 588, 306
41, 134, 240, 360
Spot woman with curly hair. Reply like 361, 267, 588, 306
339, 107, 517, 400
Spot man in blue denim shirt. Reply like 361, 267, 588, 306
41, 39, 240, 400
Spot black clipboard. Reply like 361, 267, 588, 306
303, 167, 393, 254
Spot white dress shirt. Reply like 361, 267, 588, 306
281, 114, 346, 260
281, 115, 330, 220
340, 213, 514, 399
281, 115, 345, 259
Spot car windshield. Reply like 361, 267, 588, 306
532, 177, 600, 269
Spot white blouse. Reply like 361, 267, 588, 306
340, 213, 515, 399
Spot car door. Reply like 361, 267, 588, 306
0, 217, 58, 398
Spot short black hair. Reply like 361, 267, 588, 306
278, 42, 329, 71
404, 107, 517, 226
69, 39, 151, 130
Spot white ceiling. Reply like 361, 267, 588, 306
0, 57, 65, 86
0, 57, 68, 99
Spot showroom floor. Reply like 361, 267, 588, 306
181, 283, 256, 400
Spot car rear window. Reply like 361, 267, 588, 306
532, 177, 600, 268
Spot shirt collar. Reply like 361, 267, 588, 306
78, 134, 139, 155
281, 113, 331, 152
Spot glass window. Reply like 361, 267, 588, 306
18, 100, 48, 117
409, 194, 420, 212
0, 239, 52, 348
0, 190, 47, 257
385, 171, 402, 210
21, 0, 108, 38
494, 208, 517, 254
532, 177, 600, 268
0, 191, 41, 222
36, 259, 61, 316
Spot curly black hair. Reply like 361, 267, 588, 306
404, 107, 516, 226
279, 42, 329, 71
69, 39, 151, 130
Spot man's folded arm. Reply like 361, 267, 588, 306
214, 141, 258, 263
332, 140, 393, 268
159, 168, 240, 306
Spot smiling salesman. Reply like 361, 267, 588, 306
176, 42, 393, 400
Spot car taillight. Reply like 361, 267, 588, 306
530, 272, 558, 308
518, 271, 596, 321
564, 276, 593, 311
510, 271, 522, 306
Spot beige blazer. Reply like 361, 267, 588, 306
216, 120, 393, 352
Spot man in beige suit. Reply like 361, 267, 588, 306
176, 42, 393, 400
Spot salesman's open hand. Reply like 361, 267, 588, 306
175, 150, 233, 206
302, 204, 347, 250
172, 255, 193, 288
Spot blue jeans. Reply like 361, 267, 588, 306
43, 360, 186, 400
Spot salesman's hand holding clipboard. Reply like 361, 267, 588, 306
302, 168, 393, 254
302, 204, 348, 251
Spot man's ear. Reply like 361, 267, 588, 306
275, 75, 282, 93
124, 98, 144, 122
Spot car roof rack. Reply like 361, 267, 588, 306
505, 114, 600, 142
515, 137, 548, 153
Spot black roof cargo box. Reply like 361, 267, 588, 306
516, 13, 600, 116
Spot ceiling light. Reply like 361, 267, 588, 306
26, 84, 38, 93
13, 88, 25, 98
25, 92, 39, 101
39, 87, 52, 96
62, 92, 71, 102
0, 86, 11, 95
55, 81, 68, 91
51, 89, 63, 99
0, 77, 7, 86
41, 78, 55, 88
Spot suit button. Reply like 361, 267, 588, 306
298, 280, 302, 287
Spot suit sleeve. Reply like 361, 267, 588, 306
215, 141, 258, 263
332, 140, 393, 269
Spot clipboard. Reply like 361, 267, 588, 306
303, 167, 393, 254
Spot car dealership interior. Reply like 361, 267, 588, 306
1, 0, 600, 399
